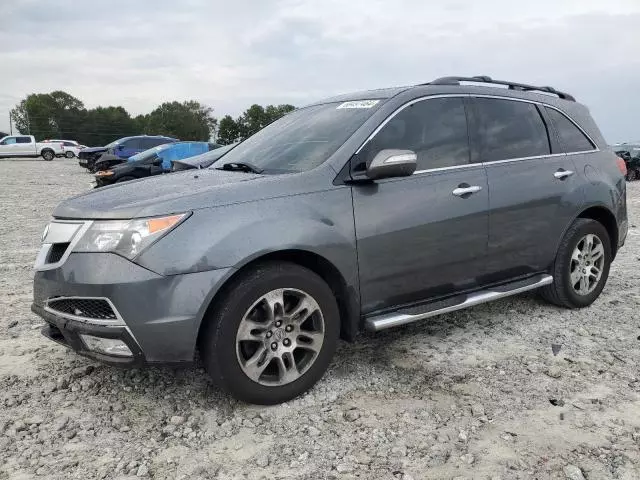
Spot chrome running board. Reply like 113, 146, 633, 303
365, 274, 553, 332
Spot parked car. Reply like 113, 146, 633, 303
613, 143, 640, 181
43, 139, 86, 158
0, 135, 64, 161
32, 76, 628, 405
172, 143, 237, 171
94, 142, 220, 187
79, 135, 178, 171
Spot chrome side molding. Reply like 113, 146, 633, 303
365, 274, 553, 332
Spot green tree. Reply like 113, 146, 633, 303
217, 115, 241, 145
145, 101, 216, 141
11, 91, 85, 140
216, 104, 295, 145
83, 106, 137, 146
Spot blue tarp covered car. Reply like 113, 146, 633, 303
94, 142, 220, 187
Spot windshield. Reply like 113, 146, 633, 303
104, 139, 125, 148
212, 101, 380, 173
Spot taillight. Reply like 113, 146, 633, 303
616, 156, 627, 176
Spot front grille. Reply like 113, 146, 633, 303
47, 243, 70, 263
47, 298, 118, 321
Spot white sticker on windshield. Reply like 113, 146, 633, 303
337, 100, 380, 109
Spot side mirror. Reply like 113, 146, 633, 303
366, 149, 417, 180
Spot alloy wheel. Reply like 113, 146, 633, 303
569, 234, 605, 296
235, 288, 325, 386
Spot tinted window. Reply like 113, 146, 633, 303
2, 137, 17, 145
545, 107, 594, 153
217, 102, 377, 173
63, 141, 76, 147
17, 136, 32, 144
357, 97, 470, 171
474, 98, 550, 161
123, 138, 144, 150
141, 137, 164, 149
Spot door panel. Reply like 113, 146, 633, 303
353, 166, 489, 313
483, 156, 581, 277
468, 96, 583, 279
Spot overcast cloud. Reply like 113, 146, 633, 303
2, 0, 640, 142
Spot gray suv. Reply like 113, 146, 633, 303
32, 76, 628, 404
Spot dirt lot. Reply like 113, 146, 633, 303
0, 158, 639, 480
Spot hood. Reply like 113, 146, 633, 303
80, 146, 108, 154
53, 167, 324, 220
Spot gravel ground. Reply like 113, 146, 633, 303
0, 158, 639, 480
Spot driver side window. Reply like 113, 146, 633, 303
1, 137, 17, 145
356, 97, 471, 172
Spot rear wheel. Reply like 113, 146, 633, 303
41, 150, 54, 161
65, 151, 75, 158
540, 218, 611, 308
199, 262, 340, 404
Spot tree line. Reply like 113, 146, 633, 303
9, 91, 295, 147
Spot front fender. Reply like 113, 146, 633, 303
136, 186, 358, 290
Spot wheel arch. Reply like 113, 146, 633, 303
576, 205, 619, 259
40, 148, 55, 158
196, 249, 360, 348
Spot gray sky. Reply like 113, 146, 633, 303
2, 0, 640, 143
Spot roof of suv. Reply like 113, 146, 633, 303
310, 75, 576, 107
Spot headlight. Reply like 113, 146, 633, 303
73, 213, 188, 259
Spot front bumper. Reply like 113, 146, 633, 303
32, 303, 145, 366
32, 252, 233, 364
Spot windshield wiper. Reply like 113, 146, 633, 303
216, 162, 263, 174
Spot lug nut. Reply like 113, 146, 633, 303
283, 339, 291, 347
266, 331, 273, 338
285, 325, 293, 332
275, 320, 282, 327
271, 342, 278, 350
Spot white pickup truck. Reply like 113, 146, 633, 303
0, 135, 64, 161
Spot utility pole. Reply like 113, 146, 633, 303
9, 111, 12, 135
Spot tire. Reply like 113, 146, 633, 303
41, 150, 54, 161
65, 151, 75, 159
115, 176, 136, 183
199, 262, 340, 405
540, 218, 612, 308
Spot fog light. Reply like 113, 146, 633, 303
80, 334, 133, 357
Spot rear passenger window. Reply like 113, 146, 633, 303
473, 98, 550, 162
17, 137, 32, 144
358, 97, 470, 171
545, 107, 595, 153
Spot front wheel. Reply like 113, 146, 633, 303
540, 218, 611, 308
199, 262, 340, 404
41, 150, 54, 161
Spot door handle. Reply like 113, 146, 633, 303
452, 185, 482, 196
554, 169, 574, 180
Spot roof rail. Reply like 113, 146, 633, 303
427, 76, 575, 101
